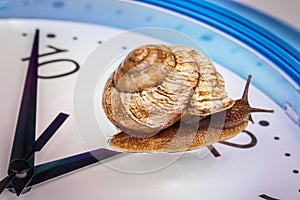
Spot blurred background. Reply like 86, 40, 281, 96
240, 0, 300, 30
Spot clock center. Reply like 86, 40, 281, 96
8, 159, 31, 179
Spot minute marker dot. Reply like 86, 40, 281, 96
274, 136, 280, 140
23, 0, 29, 6
256, 61, 263, 67
146, 16, 152, 22
199, 34, 214, 41
53, 1, 64, 8
284, 153, 291, 157
85, 4, 91, 10
47, 33, 56, 38
259, 120, 269, 126
230, 48, 239, 53
116, 9, 122, 15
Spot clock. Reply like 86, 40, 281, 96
0, 1, 299, 200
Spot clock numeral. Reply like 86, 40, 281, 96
22, 45, 68, 61
207, 130, 257, 157
218, 130, 257, 148
207, 145, 221, 157
22, 45, 80, 79
38, 58, 80, 79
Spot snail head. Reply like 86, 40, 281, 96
230, 75, 274, 124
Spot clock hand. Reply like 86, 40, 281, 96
3, 29, 40, 196
1, 28, 121, 195
27, 148, 122, 187
10, 29, 39, 162
23, 113, 69, 160
0, 176, 15, 195
0, 112, 69, 195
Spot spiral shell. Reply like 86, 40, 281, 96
102, 44, 234, 138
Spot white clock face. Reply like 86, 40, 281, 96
0, 19, 299, 200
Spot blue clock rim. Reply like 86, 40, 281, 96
0, 0, 299, 85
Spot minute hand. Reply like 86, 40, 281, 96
8, 29, 39, 193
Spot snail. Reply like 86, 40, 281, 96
102, 44, 274, 153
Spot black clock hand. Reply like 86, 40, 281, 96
23, 113, 69, 160
2, 149, 120, 191
0, 176, 15, 195
1, 29, 40, 196
0, 113, 69, 195
27, 148, 122, 187
10, 29, 39, 162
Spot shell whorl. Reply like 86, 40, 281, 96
102, 44, 234, 137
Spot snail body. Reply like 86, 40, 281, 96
102, 45, 234, 138
108, 75, 274, 152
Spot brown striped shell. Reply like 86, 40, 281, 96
102, 44, 234, 138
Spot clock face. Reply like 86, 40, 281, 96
0, 15, 299, 200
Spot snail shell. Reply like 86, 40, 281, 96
102, 44, 234, 138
